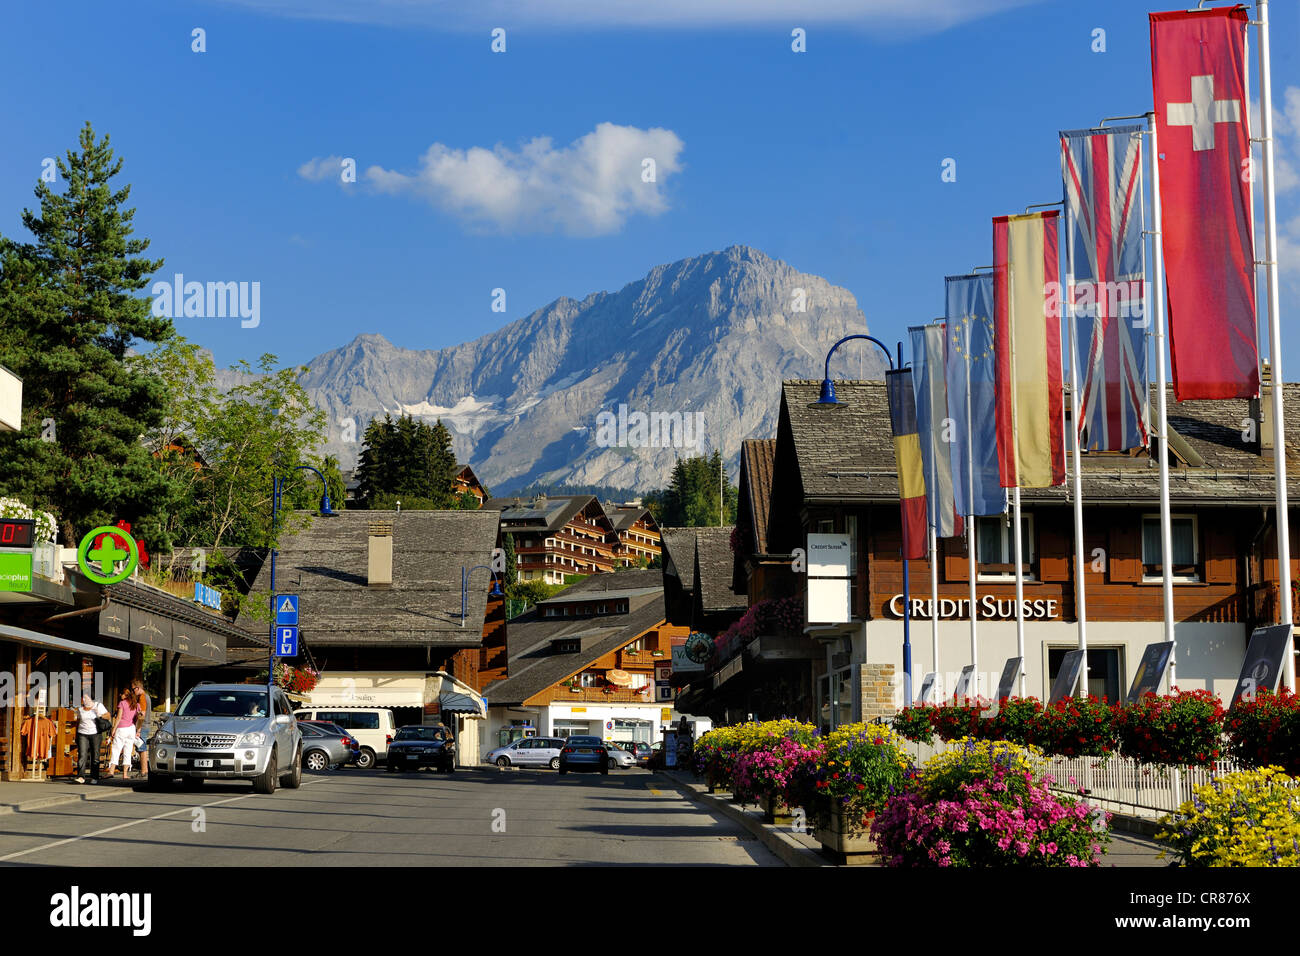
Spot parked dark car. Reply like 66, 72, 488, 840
386, 724, 456, 773
298, 722, 360, 771
558, 735, 608, 775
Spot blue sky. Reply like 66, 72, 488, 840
1, 0, 1297, 375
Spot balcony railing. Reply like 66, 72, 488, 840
555, 686, 654, 703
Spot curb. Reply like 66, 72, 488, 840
0, 783, 135, 817
1107, 811, 1164, 839
655, 771, 832, 867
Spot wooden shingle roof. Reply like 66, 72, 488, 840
780, 380, 1300, 506
235, 509, 500, 647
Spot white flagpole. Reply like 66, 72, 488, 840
965, 322, 979, 701
1257, 0, 1295, 690
930, 524, 940, 696
1012, 487, 1027, 697
1148, 114, 1178, 684
1064, 225, 1090, 699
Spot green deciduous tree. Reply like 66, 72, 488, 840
0, 122, 180, 548
134, 337, 330, 572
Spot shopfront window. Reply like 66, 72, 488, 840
1047, 647, 1122, 702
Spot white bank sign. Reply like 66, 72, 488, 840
887, 594, 1061, 621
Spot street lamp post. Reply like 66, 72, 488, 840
461, 565, 504, 627
268, 466, 335, 698
809, 336, 912, 707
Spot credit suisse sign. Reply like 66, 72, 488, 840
887, 594, 1061, 621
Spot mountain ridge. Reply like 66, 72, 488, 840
297, 244, 885, 492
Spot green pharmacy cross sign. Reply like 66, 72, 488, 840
76, 526, 140, 585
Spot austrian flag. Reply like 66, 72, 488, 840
1150, 6, 1258, 400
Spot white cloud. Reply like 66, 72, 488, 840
211, 0, 1037, 34
297, 155, 349, 183
1252, 88, 1300, 285
355, 123, 684, 236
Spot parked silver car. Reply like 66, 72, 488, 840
485, 736, 567, 769
604, 742, 637, 770
149, 683, 302, 794
299, 722, 359, 771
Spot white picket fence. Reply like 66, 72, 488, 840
905, 739, 1239, 820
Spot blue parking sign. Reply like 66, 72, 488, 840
276, 626, 298, 657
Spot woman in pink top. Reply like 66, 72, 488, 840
106, 688, 139, 779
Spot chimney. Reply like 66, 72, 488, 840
1253, 361, 1274, 462
368, 520, 393, 588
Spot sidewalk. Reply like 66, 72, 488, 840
0, 775, 139, 816
656, 770, 831, 867
656, 769, 1173, 868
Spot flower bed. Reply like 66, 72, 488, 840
872, 737, 1110, 867
1225, 690, 1300, 774
1158, 767, 1300, 867
1115, 689, 1224, 767
1035, 696, 1117, 757
693, 719, 817, 792
788, 723, 912, 833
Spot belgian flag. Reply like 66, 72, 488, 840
887, 368, 927, 560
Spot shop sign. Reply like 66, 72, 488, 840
0, 550, 32, 591
887, 594, 1060, 620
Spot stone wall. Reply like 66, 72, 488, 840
858, 663, 897, 721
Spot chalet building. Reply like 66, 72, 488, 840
660, 446, 821, 726
481, 571, 693, 749
485, 494, 618, 584
1, 556, 252, 781
453, 464, 489, 507
235, 509, 504, 764
660, 526, 748, 636
759, 379, 1300, 730
607, 503, 663, 567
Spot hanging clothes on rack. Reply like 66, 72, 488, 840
20, 714, 56, 761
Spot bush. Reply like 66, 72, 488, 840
1158, 767, 1300, 867
872, 739, 1110, 867
1225, 690, 1300, 774
1035, 696, 1117, 757
693, 720, 818, 788
1116, 690, 1224, 767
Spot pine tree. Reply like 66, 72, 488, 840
354, 413, 459, 508
0, 123, 180, 548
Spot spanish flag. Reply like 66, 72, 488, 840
993, 211, 1066, 489
887, 368, 928, 560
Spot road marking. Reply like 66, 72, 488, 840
0, 779, 326, 863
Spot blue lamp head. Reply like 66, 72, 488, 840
319, 492, 335, 517
811, 378, 843, 408
489, 577, 504, 598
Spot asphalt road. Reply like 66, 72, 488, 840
0, 766, 781, 867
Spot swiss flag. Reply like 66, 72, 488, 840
1150, 6, 1258, 400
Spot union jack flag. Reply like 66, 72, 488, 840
1060, 125, 1150, 451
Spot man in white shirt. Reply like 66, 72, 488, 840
75, 694, 109, 784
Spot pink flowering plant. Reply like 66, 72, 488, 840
872, 739, 1111, 867
731, 738, 821, 808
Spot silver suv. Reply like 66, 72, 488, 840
148, 683, 302, 794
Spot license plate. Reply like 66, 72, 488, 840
578, 749, 591, 753
195, 759, 214, 768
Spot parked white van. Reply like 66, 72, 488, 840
293, 706, 397, 769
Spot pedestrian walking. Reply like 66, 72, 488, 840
131, 678, 151, 776
74, 694, 110, 784
105, 688, 139, 780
